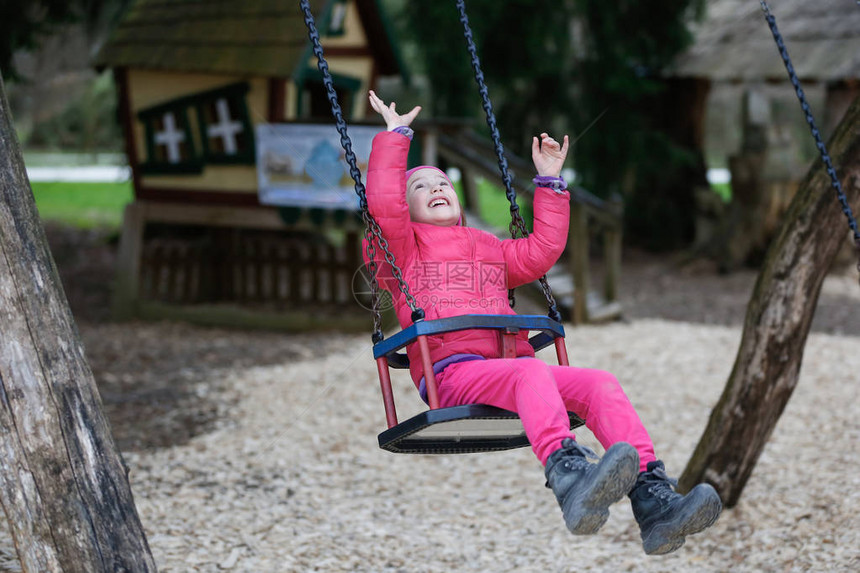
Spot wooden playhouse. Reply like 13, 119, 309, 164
93, 0, 407, 329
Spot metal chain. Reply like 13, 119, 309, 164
454, 1, 527, 241
300, 0, 423, 328
362, 224, 383, 337
455, 0, 561, 320
760, 1, 860, 281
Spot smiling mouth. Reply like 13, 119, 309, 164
429, 198, 449, 208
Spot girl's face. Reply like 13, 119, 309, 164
406, 168, 461, 226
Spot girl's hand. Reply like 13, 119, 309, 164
532, 133, 570, 178
368, 90, 421, 131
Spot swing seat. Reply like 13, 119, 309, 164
373, 314, 585, 454
378, 404, 584, 454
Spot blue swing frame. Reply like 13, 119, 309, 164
373, 314, 585, 454
373, 314, 567, 367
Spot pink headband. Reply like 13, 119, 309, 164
404, 166, 462, 226
405, 165, 453, 186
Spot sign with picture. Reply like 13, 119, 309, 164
256, 123, 379, 210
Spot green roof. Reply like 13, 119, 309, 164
93, 0, 403, 78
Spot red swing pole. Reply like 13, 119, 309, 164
554, 336, 570, 366
375, 357, 398, 428
417, 335, 440, 409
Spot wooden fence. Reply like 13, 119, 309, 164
139, 227, 360, 306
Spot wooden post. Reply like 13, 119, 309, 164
0, 75, 156, 572
568, 201, 590, 324
421, 127, 439, 166
602, 229, 621, 304
460, 166, 481, 214
603, 196, 623, 304
112, 201, 145, 319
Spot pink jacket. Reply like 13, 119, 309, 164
365, 131, 570, 385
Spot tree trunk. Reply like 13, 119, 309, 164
0, 76, 156, 570
679, 95, 860, 508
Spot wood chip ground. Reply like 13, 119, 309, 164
0, 228, 857, 572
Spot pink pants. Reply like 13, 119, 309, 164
435, 358, 657, 470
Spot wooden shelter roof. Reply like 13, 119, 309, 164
671, 0, 860, 82
93, 0, 403, 78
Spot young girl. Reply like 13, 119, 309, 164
365, 90, 722, 555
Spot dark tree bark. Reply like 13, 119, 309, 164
0, 75, 156, 570
679, 95, 860, 508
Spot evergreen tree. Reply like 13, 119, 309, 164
573, 0, 705, 250
0, 0, 132, 81
395, 0, 705, 249
397, 0, 578, 155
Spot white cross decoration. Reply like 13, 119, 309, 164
206, 98, 244, 155
153, 112, 186, 163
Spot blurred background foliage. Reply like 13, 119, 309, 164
2, 0, 132, 156
27, 71, 121, 150
392, 0, 707, 249
3, 0, 708, 247
1, 0, 132, 82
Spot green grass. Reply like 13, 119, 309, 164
454, 177, 534, 230
30, 181, 133, 229
711, 182, 732, 202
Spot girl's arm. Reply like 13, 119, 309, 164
501, 187, 570, 287
366, 131, 413, 255
501, 133, 571, 287
365, 92, 422, 265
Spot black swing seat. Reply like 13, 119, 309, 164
373, 314, 585, 454
378, 404, 584, 454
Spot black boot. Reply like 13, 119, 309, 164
629, 460, 723, 555
545, 439, 639, 535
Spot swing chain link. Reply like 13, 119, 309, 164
761, 1, 860, 284
455, 0, 561, 320
300, 0, 424, 331
363, 225, 383, 337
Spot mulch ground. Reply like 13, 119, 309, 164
45, 223, 351, 451
0, 223, 851, 571
43, 222, 860, 453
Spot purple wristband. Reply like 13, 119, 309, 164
532, 175, 567, 192
392, 126, 414, 140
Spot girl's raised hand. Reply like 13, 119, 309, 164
368, 90, 421, 131
532, 133, 570, 178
